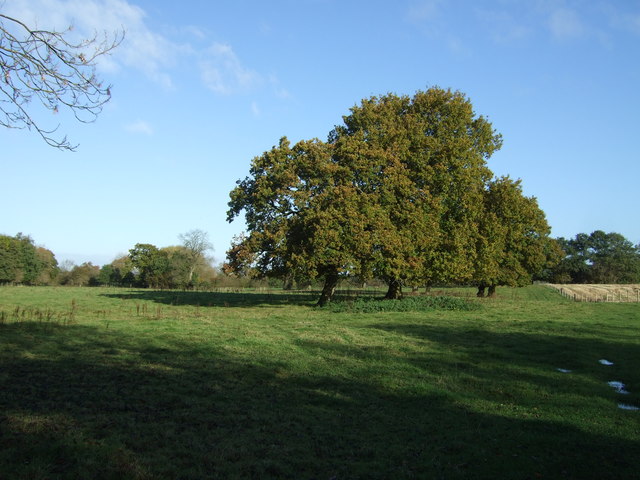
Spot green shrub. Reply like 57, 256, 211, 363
325, 295, 479, 313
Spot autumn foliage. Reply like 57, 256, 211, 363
227, 87, 558, 305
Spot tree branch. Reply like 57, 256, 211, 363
0, 12, 123, 150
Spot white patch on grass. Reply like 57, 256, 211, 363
557, 368, 572, 373
618, 404, 639, 411
608, 381, 630, 394
599, 359, 614, 366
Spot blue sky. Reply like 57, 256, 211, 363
2, 0, 639, 266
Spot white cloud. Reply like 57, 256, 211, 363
251, 102, 261, 117
183, 25, 207, 41
3, 0, 179, 88
3, 0, 288, 99
404, 0, 470, 56
548, 8, 586, 39
406, 0, 442, 23
199, 43, 261, 95
274, 87, 292, 99
475, 9, 532, 44
604, 7, 640, 36
268, 74, 292, 99
125, 119, 153, 135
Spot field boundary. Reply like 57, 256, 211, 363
547, 283, 640, 303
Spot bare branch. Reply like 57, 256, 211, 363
0, 12, 123, 150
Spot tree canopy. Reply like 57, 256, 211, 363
329, 88, 501, 298
226, 137, 356, 302
128, 243, 173, 289
0, 233, 58, 285
179, 229, 214, 286
473, 176, 561, 296
227, 87, 554, 305
546, 231, 640, 284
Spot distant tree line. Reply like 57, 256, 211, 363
125, 231, 215, 289
0, 230, 222, 289
2, 228, 638, 290
538, 231, 640, 284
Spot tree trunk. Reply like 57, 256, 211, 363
316, 270, 340, 307
283, 274, 295, 290
385, 279, 403, 300
487, 285, 497, 297
187, 266, 196, 289
477, 285, 486, 298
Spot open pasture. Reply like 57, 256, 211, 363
0, 285, 639, 479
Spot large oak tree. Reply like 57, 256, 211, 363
227, 87, 504, 305
329, 88, 501, 298
227, 137, 377, 305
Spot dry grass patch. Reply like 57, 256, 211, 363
549, 284, 640, 302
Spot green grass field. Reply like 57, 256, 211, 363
1, 285, 638, 479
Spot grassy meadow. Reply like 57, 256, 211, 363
0, 285, 638, 479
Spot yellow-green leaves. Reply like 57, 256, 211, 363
474, 176, 554, 291
227, 87, 551, 303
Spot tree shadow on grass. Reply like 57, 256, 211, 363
369, 322, 640, 379
99, 289, 389, 309
1, 322, 639, 479
99, 290, 319, 308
